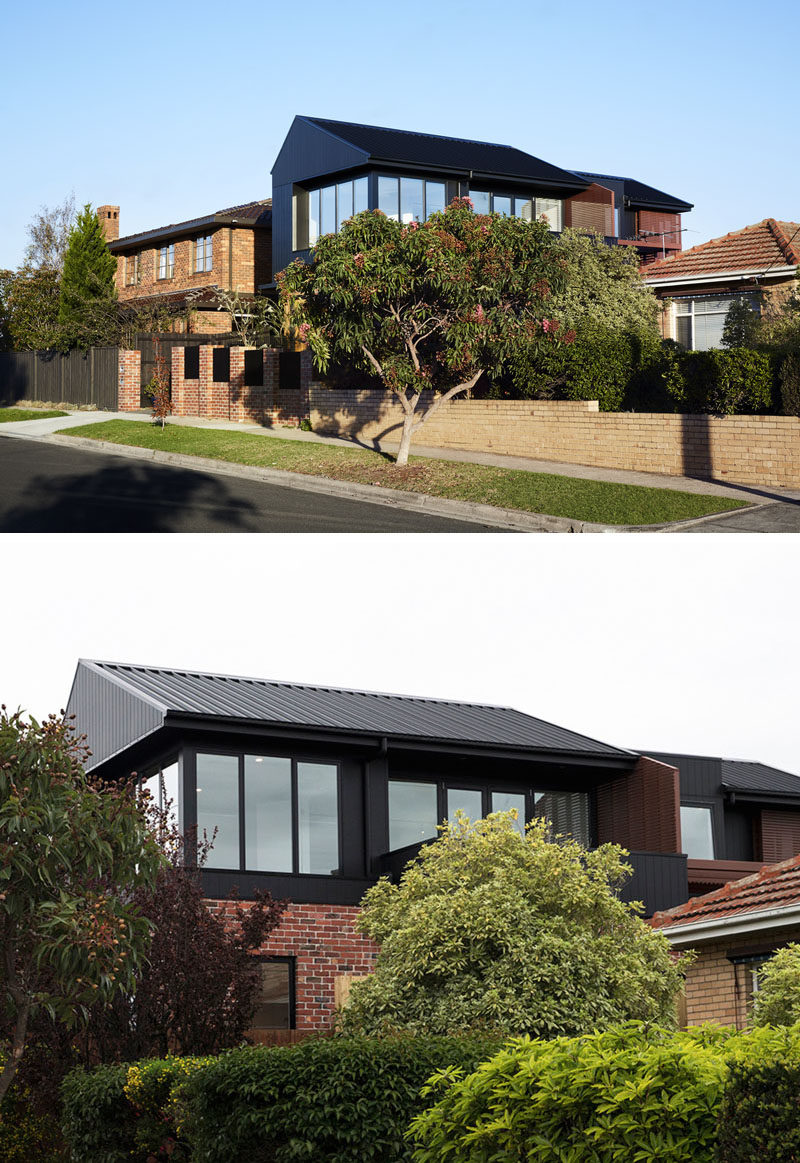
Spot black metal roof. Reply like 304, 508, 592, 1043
304, 117, 588, 190
78, 660, 632, 758
573, 171, 693, 213
721, 759, 800, 798
110, 199, 272, 251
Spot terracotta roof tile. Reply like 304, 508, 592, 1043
651, 852, 800, 930
642, 219, 800, 281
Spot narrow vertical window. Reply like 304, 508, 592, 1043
378, 176, 400, 221
353, 176, 368, 214
400, 178, 424, 224
245, 756, 292, 872
197, 753, 240, 868
424, 182, 446, 218
337, 181, 353, 228
308, 189, 320, 246
297, 762, 339, 874
470, 190, 490, 214
320, 185, 336, 236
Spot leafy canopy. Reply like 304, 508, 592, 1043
340, 812, 684, 1037
0, 708, 163, 1102
549, 227, 660, 333
58, 203, 117, 348
752, 943, 800, 1026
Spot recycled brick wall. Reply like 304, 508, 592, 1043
596, 757, 681, 854
117, 349, 141, 411
207, 900, 378, 1031
170, 346, 310, 426
114, 226, 260, 302
310, 388, 800, 488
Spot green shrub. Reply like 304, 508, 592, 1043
779, 351, 800, 416
60, 1063, 131, 1163
177, 1034, 503, 1163
0, 1082, 66, 1162
716, 1023, 800, 1163
409, 1023, 734, 1163
664, 348, 774, 414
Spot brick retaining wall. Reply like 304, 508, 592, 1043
310, 387, 800, 488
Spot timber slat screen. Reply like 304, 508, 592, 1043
0, 347, 119, 410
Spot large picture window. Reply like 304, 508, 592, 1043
377, 176, 447, 224
469, 191, 562, 230
197, 752, 340, 874
680, 804, 715, 859
298, 176, 369, 249
674, 295, 758, 351
388, 780, 438, 850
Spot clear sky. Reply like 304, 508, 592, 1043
2, 0, 798, 270
2, 534, 798, 777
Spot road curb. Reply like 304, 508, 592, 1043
39, 433, 640, 533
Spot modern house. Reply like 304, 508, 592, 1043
96, 199, 273, 333
651, 852, 800, 1028
642, 219, 800, 349
269, 116, 692, 278
66, 660, 800, 1034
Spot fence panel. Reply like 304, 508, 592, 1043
0, 347, 120, 409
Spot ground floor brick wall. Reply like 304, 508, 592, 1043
681, 927, 799, 1028
207, 900, 378, 1032
310, 387, 800, 488
118, 349, 141, 411
170, 345, 310, 426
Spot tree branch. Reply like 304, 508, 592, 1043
412, 370, 482, 433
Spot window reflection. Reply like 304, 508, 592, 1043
245, 756, 292, 872
389, 780, 438, 850
491, 791, 526, 837
197, 754, 240, 868
297, 762, 339, 875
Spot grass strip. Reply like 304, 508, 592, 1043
62, 420, 749, 527
0, 407, 70, 423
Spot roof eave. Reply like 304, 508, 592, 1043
643, 264, 797, 287
659, 901, 800, 945
110, 212, 269, 252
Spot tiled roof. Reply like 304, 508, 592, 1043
651, 852, 800, 931
304, 117, 588, 190
112, 198, 272, 249
642, 218, 800, 281
81, 660, 634, 758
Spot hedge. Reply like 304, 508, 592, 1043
716, 1024, 800, 1163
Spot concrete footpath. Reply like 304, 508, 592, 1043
2, 408, 799, 533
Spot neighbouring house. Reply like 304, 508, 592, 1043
66, 660, 800, 1035
642, 218, 800, 349
269, 115, 692, 279
96, 199, 272, 333
651, 852, 800, 1028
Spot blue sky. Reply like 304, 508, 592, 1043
2, 0, 798, 269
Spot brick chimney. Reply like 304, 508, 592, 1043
97, 205, 120, 242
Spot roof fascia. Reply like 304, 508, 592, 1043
660, 902, 800, 945
368, 157, 588, 190
644, 265, 797, 287
627, 197, 693, 213
110, 212, 267, 252
724, 787, 800, 808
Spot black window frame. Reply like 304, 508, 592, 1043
679, 799, 720, 860
249, 954, 296, 1031
193, 746, 343, 877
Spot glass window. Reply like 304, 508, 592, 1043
297, 762, 339, 875
491, 791, 526, 837
141, 761, 179, 832
158, 244, 174, 279
515, 198, 534, 222
400, 177, 424, 224
425, 182, 446, 218
195, 235, 213, 272
320, 185, 336, 236
379, 176, 400, 221
447, 787, 483, 823
470, 190, 490, 214
536, 198, 562, 231
389, 780, 438, 850
308, 188, 320, 247
493, 195, 512, 217
197, 754, 240, 868
337, 181, 353, 226
680, 805, 715, 859
250, 960, 292, 1030
245, 755, 292, 872
534, 791, 590, 846
353, 176, 368, 214
125, 254, 139, 285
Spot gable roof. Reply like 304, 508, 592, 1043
73, 659, 633, 759
573, 171, 693, 213
642, 219, 800, 283
651, 852, 800, 933
110, 198, 272, 251
302, 116, 588, 190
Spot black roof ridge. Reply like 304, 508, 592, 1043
87, 659, 633, 755
305, 115, 527, 156
644, 748, 800, 779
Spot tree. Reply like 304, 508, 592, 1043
752, 944, 800, 1026
0, 267, 62, 351
722, 296, 762, 348
340, 813, 684, 1038
24, 194, 76, 274
278, 200, 573, 465
58, 203, 117, 348
549, 228, 660, 333
0, 708, 163, 1102
214, 287, 281, 347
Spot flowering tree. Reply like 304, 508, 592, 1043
0, 709, 163, 1102
278, 199, 574, 465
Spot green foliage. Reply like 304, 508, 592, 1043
58, 203, 117, 348
124, 1057, 210, 1161
339, 814, 684, 1038
751, 944, 800, 1026
779, 350, 800, 416
0, 709, 164, 1102
662, 347, 774, 414
550, 228, 661, 334
0, 1073, 65, 1162
60, 1063, 132, 1163
716, 1022, 800, 1163
409, 1023, 733, 1163
722, 297, 762, 348
0, 266, 62, 350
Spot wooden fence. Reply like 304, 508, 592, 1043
0, 346, 119, 409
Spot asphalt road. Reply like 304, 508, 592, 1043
0, 438, 499, 533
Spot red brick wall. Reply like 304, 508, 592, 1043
207, 900, 378, 1031
114, 227, 264, 302
679, 930, 797, 1028
117, 349, 141, 411
170, 345, 310, 426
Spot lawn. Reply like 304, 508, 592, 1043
62, 420, 749, 527
0, 407, 70, 422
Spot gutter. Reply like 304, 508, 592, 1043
659, 902, 800, 945
643, 265, 797, 288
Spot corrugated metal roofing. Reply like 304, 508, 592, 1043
83, 661, 631, 757
573, 171, 693, 212
651, 852, 800, 930
721, 759, 800, 797
305, 117, 587, 189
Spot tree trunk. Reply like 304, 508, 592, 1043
0, 996, 30, 1103
395, 409, 416, 467
393, 372, 482, 467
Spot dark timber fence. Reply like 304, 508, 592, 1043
0, 347, 119, 409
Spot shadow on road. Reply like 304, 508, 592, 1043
0, 457, 262, 532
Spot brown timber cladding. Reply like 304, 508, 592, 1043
309, 390, 800, 488
596, 757, 682, 854
564, 183, 614, 235
0, 347, 119, 409
759, 809, 800, 864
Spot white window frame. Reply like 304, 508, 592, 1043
158, 243, 175, 280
